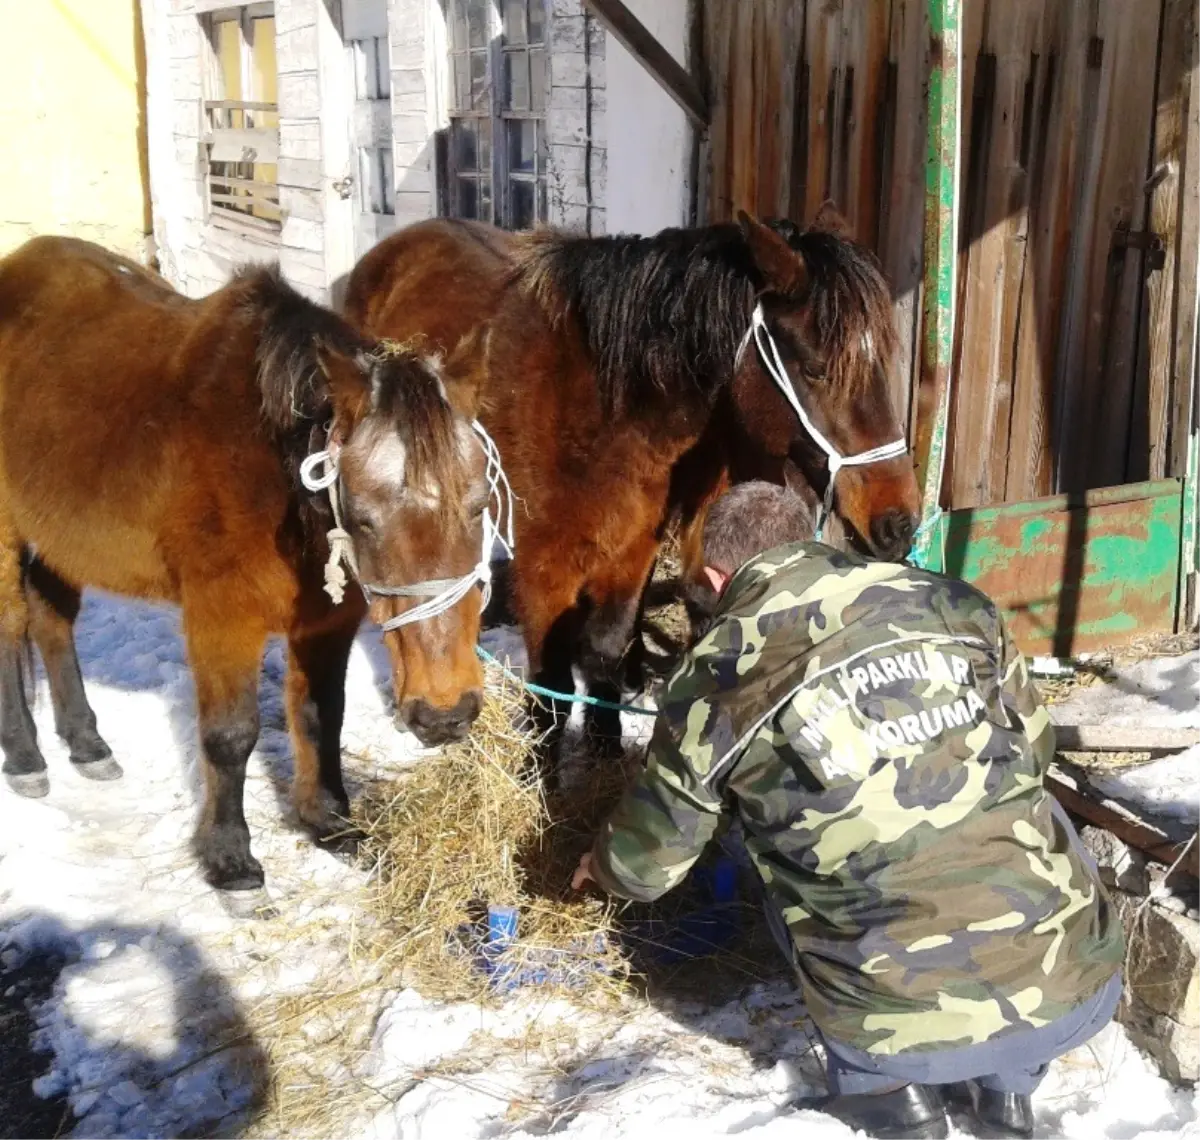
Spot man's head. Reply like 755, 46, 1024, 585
700, 481, 815, 595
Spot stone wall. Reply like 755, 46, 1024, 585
1083, 824, 1200, 1085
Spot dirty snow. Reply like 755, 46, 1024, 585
0, 592, 1195, 1138
1050, 651, 1200, 730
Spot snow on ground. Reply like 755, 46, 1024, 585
1048, 649, 1198, 828
1050, 651, 1199, 730
0, 595, 1196, 1139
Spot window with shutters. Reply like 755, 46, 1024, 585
445, 0, 549, 229
199, 3, 281, 239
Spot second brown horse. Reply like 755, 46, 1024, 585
345, 210, 920, 741
0, 237, 492, 903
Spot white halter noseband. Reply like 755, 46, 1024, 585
299, 421, 514, 632
736, 302, 908, 538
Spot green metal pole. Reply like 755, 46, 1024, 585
912, 0, 962, 572
1182, 393, 1198, 630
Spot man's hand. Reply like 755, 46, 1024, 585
572, 851, 596, 891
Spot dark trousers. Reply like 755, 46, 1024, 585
763, 901, 1122, 1096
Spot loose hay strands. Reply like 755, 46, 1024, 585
247, 665, 784, 1137
353, 666, 634, 1003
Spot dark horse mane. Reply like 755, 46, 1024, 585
236, 265, 467, 522
514, 220, 897, 417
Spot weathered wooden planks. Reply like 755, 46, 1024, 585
703, 0, 927, 439
701, 0, 1195, 511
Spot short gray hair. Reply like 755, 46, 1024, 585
701, 481, 815, 575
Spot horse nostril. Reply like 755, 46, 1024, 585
870, 510, 917, 560
398, 692, 483, 745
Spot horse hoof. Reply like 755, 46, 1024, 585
74, 757, 124, 782
5, 771, 50, 799
218, 887, 278, 920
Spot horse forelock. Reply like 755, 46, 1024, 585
367, 350, 469, 521
512, 227, 756, 416
774, 227, 898, 401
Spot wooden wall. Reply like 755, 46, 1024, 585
701, 0, 1199, 511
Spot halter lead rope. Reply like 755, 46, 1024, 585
737, 302, 908, 540
299, 421, 515, 631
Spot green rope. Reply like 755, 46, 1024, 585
476, 646, 659, 717
905, 508, 945, 571
480, 513, 943, 719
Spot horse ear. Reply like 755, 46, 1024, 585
439, 326, 488, 419
810, 199, 853, 238
737, 211, 808, 296
317, 345, 372, 431
782, 457, 812, 500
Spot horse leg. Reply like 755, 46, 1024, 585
0, 534, 47, 798
578, 529, 662, 754
184, 605, 267, 897
286, 623, 355, 842
515, 574, 587, 772
25, 557, 120, 779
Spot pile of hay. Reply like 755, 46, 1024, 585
352, 667, 638, 1003
247, 667, 781, 1137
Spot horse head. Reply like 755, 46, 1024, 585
729, 205, 920, 561
259, 285, 497, 747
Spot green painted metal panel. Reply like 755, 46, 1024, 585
920, 480, 1182, 657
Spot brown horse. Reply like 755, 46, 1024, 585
0, 236, 491, 902
344, 209, 919, 743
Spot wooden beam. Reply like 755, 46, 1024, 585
1047, 766, 1199, 878
1053, 725, 1200, 752
582, 0, 709, 129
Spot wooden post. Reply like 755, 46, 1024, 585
911, 0, 962, 570
581, 0, 710, 129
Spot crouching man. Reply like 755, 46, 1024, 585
573, 482, 1123, 1139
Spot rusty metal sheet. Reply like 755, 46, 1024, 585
927, 479, 1183, 656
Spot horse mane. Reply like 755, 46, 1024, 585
765, 219, 899, 398
239, 265, 466, 521
513, 220, 896, 415
514, 224, 755, 416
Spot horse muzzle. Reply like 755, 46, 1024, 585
868, 508, 918, 562
398, 690, 483, 746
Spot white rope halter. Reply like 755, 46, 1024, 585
736, 302, 908, 539
299, 421, 515, 632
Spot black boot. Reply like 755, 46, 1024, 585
822, 1083, 948, 1139
945, 1081, 1034, 1139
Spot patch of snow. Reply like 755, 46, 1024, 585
1088, 748, 1200, 826
1050, 652, 1199, 729
0, 593, 1195, 1139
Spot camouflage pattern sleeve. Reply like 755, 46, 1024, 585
997, 615, 1054, 775
589, 653, 738, 903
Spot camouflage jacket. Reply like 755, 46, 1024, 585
591, 542, 1124, 1055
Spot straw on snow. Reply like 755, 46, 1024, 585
352, 665, 636, 1002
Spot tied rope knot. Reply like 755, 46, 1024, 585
299, 446, 357, 605
737, 302, 908, 541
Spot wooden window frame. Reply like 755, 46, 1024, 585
349, 32, 395, 219
444, 0, 549, 229
200, 2, 282, 241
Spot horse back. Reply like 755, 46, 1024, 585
0, 237, 290, 606
344, 218, 517, 356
